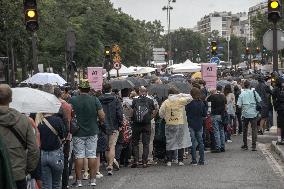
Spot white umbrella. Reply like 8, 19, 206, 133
10, 88, 61, 113
22, 73, 67, 86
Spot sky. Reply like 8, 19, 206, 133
110, 0, 265, 29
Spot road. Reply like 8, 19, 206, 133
70, 135, 284, 189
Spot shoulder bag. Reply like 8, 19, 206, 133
253, 90, 262, 112
43, 118, 63, 144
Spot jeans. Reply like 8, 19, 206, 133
211, 115, 225, 150
132, 124, 151, 164
189, 127, 204, 163
166, 148, 184, 162
41, 148, 64, 189
236, 112, 243, 134
243, 118, 258, 148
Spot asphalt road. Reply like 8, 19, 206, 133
70, 135, 284, 189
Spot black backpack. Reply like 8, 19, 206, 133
133, 96, 152, 124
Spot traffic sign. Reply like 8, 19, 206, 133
113, 62, 121, 70
263, 29, 284, 51
210, 57, 220, 64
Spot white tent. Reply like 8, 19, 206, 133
104, 64, 135, 77
135, 67, 157, 74
167, 59, 195, 69
172, 63, 201, 73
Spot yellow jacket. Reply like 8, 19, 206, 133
159, 94, 192, 126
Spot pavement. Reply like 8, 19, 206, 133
69, 133, 284, 189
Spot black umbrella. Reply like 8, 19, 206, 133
217, 80, 231, 88
167, 81, 191, 94
110, 79, 135, 90
148, 84, 170, 99
126, 77, 148, 87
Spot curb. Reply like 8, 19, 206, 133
271, 141, 284, 162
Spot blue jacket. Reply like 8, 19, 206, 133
185, 100, 207, 131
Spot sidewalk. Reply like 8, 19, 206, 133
269, 126, 284, 162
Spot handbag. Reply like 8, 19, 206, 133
253, 90, 262, 112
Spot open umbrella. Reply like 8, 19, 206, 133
217, 80, 231, 88
191, 72, 202, 79
148, 84, 170, 99
10, 88, 61, 113
126, 77, 148, 87
110, 79, 135, 90
22, 73, 67, 86
167, 81, 191, 94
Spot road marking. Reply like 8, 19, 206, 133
258, 143, 284, 178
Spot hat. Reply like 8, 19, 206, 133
79, 79, 90, 89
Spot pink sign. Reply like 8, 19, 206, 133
203, 76, 217, 90
201, 63, 217, 78
87, 67, 103, 91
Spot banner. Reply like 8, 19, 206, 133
87, 67, 103, 91
202, 63, 217, 90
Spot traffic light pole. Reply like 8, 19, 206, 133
32, 32, 39, 74
273, 22, 278, 72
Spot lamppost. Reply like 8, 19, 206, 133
162, 0, 176, 66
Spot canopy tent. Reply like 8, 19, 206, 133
104, 64, 135, 77
172, 62, 201, 73
21, 73, 67, 86
167, 59, 196, 69
135, 67, 157, 74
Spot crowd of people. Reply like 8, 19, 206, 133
1, 72, 284, 189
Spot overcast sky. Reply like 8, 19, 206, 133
110, 0, 265, 29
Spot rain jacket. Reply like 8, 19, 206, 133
0, 106, 39, 181
99, 94, 123, 133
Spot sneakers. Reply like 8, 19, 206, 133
241, 145, 248, 150
96, 172, 103, 179
190, 161, 198, 166
72, 180, 83, 187
107, 167, 113, 176
90, 179, 96, 186
166, 162, 172, 167
220, 148, 225, 152
178, 162, 184, 166
227, 140, 233, 143
82, 172, 89, 180
131, 163, 138, 168
113, 159, 120, 171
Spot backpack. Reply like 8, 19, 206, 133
133, 96, 152, 123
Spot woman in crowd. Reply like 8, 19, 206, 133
185, 87, 207, 165
36, 113, 65, 189
224, 84, 235, 142
159, 87, 192, 167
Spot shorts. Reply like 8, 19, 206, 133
73, 135, 98, 159
260, 106, 269, 118
107, 130, 119, 149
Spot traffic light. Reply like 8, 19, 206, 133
211, 41, 217, 56
268, 0, 282, 22
245, 47, 250, 55
256, 47, 260, 54
104, 45, 112, 72
24, 0, 39, 32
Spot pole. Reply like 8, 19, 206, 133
32, 32, 39, 74
117, 69, 119, 78
273, 22, 278, 72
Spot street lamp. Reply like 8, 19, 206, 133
162, 0, 176, 65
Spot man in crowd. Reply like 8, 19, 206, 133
70, 80, 105, 187
272, 77, 284, 145
99, 83, 123, 176
237, 80, 262, 151
0, 84, 39, 189
255, 75, 272, 135
207, 85, 227, 153
131, 87, 156, 168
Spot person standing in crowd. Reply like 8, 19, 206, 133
0, 84, 39, 189
237, 80, 262, 151
70, 80, 105, 187
131, 87, 156, 168
224, 84, 235, 142
272, 77, 284, 145
207, 85, 227, 153
255, 76, 272, 135
234, 85, 243, 134
185, 87, 207, 165
99, 83, 123, 175
53, 87, 72, 189
36, 112, 65, 189
159, 87, 192, 167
